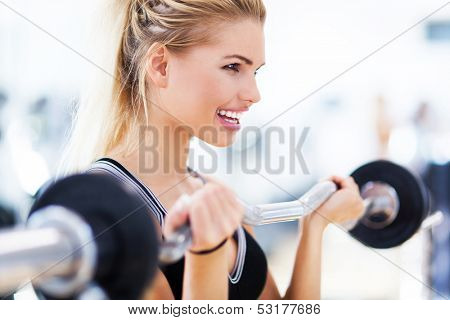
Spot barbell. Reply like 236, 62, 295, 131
160, 160, 433, 262
0, 173, 159, 300
0, 159, 434, 299
248, 160, 430, 248
0, 204, 16, 229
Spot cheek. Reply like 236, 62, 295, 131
164, 65, 236, 126
197, 72, 232, 107
180, 68, 234, 110
185, 70, 233, 119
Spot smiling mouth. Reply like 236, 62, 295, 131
218, 114, 239, 124
215, 112, 241, 131
216, 109, 242, 125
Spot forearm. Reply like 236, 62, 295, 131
283, 216, 327, 300
182, 244, 229, 299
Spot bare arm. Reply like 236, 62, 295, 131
284, 176, 364, 299
182, 244, 229, 299
244, 216, 325, 300
283, 215, 326, 299
250, 176, 364, 300
141, 245, 229, 299
161, 176, 244, 300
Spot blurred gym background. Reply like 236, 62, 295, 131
1, 0, 449, 299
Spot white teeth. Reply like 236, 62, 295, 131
223, 118, 238, 124
217, 109, 243, 120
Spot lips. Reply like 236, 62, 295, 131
216, 113, 241, 131
214, 106, 249, 131
217, 107, 250, 112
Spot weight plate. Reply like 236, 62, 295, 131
350, 160, 429, 249
29, 172, 159, 299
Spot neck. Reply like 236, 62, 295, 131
107, 117, 193, 186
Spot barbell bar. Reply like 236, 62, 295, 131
3, 159, 434, 298
0, 173, 159, 300
160, 160, 432, 263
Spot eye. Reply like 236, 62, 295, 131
224, 63, 240, 73
224, 63, 260, 76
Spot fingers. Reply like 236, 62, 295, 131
165, 182, 243, 252
162, 179, 245, 252
189, 190, 214, 248
329, 175, 359, 191
204, 184, 242, 238
216, 186, 243, 229
203, 185, 232, 237
163, 194, 190, 236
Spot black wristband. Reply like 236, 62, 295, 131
189, 238, 228, 255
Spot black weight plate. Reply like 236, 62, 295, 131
350, 160, 429, 249
29, 172, 159, 299
0, 204, 17, 229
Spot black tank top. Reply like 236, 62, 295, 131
87, 158, 267, 299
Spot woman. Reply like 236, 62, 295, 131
59, 0, 364, 299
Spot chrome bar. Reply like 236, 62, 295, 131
243, 181, 338, 225
0, 206, 97, 298
0, 227, 74, 295
160, 180, 404, 263
421, 211, 444, 230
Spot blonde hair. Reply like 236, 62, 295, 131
57, 0, 266, 176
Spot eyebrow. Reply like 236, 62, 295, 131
223, 54, 265, 69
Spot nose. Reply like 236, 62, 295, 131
239, 75, 261, 106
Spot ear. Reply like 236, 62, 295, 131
146, 44, 169, 88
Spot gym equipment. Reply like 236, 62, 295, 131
0, 173, 159, 300
0, 204, 17, 229
1, 159, 433, 296
162, 160, 433, 262
349, 160, 430, 248
0, 205, 16, 300
244, 160, 430, 249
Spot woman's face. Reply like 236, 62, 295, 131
158, 19, 265, 147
